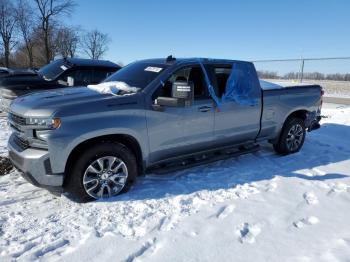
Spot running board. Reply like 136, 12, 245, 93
147, 144, 260, 174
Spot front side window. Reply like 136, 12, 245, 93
152, 66, 208, 101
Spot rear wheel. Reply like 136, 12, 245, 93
64, 142, 137, 202
273, 118, 306, 155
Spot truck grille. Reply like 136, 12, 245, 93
14, 135, 30, 150
9, 112, 26, 126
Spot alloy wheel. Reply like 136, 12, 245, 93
286, 124, 304, 151
83, 156, 128, 199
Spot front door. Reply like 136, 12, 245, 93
146, 65, 214, 163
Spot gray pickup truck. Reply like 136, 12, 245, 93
7, 57, 322, 202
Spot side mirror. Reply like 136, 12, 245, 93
152, 80, 194, 109
67, 76, 75, 86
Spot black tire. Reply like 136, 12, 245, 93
64, 142, 137, 202
273, 118, 306, 155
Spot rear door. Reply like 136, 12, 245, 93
146, 65, 214, 163
210, 63, 262, 146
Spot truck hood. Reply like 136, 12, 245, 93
7, 69, 37, 76
10, 87, 116, 116
0, 73, 62, 97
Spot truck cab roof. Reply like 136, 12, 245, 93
59, 58, 121, 69
138, 57, 252, 66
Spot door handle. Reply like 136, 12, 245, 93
198, 106, 212, 112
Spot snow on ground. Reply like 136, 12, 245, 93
1, 104, 350, 262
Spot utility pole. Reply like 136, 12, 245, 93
299, 58, 305, 82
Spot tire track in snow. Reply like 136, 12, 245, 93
216, 204, 235, 219
293, 216, 319, 228
124, 238, 159, 262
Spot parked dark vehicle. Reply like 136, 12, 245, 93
0, 67, 10, 77
7, 57, 322, 202
0, 58, 121, 112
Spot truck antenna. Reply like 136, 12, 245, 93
166, 55, 176, 63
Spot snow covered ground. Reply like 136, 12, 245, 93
1, 104, 350, 262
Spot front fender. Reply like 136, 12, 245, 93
47, 109, 149, 174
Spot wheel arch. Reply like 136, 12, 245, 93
285, 109, 309, 122
64, 134, 145, 184
270, 109, 309, 144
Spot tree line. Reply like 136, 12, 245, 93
258, 70, 350, 82
0, 0, 111, 69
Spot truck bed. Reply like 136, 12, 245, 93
258, 80, 322, 140
260, 79, 321, 90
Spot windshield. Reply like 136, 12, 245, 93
38, 60, 71, 81
104, 62, 168, 90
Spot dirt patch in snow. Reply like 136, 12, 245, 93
0, 156, 12, 176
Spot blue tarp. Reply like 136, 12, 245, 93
199, 60, 259, 109
198, 61, 221, 107
222, 62, 259, 106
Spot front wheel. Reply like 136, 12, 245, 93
273, 118, 306, 155
64, 142, 137, 202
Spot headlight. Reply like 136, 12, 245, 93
26, 117, 61, 129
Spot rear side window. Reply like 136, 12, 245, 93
214, 67, 232, 97
213, 63, 260, 106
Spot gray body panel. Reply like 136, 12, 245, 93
260, 86, 321, 140
7, 58, 322, 188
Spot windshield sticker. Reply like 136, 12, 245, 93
60, 65, 68, 71
145, 66, 163, 73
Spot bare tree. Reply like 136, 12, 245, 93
0, 0, 17, 67
82, 29, 110, 60
16, 0, 36, 68
56, 26, 80, 58
33, 0, 75, 64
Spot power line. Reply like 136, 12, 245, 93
252, 57, 350, 63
